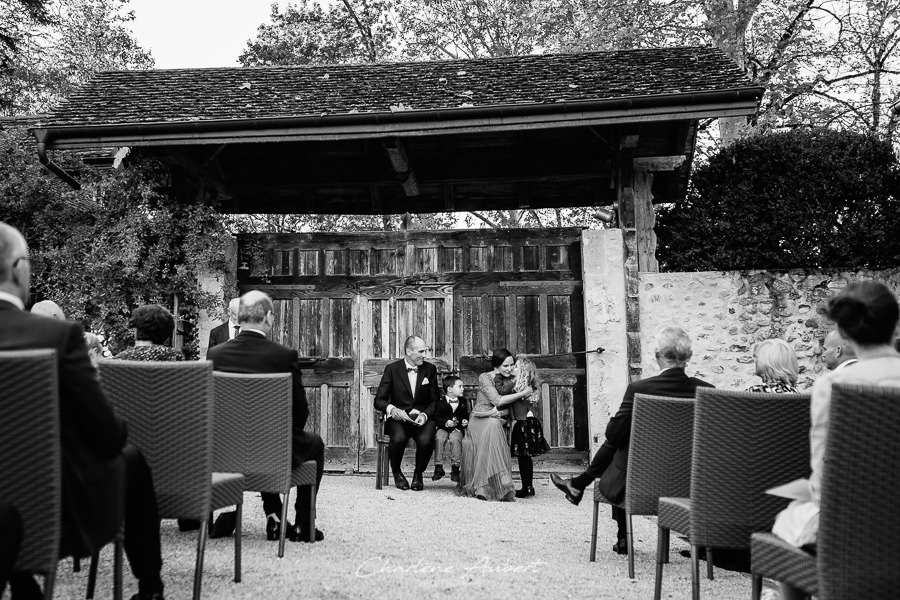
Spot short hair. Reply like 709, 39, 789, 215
0, 222, 25, 283
820, 280, 899, 346
754, 338, 799, 385
83, 332, 103, 357
128, 304, 175, 345
490, 348, 514, 368
404, 335, 423, 352
654, 327, 692, 366
239, 290, 273, 324
443, 375, 462, 393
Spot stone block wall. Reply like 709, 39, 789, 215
639, 269, 900, 390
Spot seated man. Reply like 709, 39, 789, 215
373, 335, 440, 491
551, 326, 713, 555
0, 222, 165, 600
208, 290, 325, 543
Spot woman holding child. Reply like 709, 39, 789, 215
458, 348, 536, 501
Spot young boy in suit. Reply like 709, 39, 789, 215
432, 375, 469, 482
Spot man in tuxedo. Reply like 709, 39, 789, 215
822, 329, 858, 372
551, 326, 712, 555
207, 290, 325, 543
0, 222, 166, 600
206, 297, 240, 355
373, 335, 441, 491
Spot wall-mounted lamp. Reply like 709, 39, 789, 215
594, 204, 617, 226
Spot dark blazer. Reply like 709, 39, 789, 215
597, 367, 713, 503
434, 395, 469, 433
373, 359, 440, 420
207, 330, 310, 463
207, 322, 230, 354
0, 300, 127, 556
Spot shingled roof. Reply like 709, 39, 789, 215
39, 46, 758, 128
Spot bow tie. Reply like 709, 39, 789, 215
407, 367, 418, 373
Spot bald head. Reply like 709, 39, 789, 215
238, 290, 274, 334
0, 222, 31, 304
823, 329, 857, 370
31, 300, 65, 320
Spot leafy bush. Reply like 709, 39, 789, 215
656, 128, 900, 271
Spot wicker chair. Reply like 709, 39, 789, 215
212, 372, 317, 558
654, 388, 810, 600
98, 360, 246, 600
0, 349, 124, 600
750, 382, 900, 600
590, 394, 698, 579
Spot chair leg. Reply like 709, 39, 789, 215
308, 485, 316, 541
751, 574, 762, 600
73, 557, 81, 572
626, 512, 635, 579
375, 442, 384, 490
86, 552, 99, 599
234, 503, 242, 583
705, 546, 714, 580
193, 515, 209, 600
690, 543, 700, 600
278, 489, 290, 559
654, 525, 668, 600
43, 563, 57, 600
113, 536, 123, 600
589, 500, 599, 562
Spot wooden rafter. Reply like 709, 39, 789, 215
382, 138, 420, 197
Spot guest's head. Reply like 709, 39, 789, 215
822, 330, 857, 370
128, 304, 175, 345
31, 300, 65, 320
404, 335, 427, 366
491, 348, 515, 376
0, 222, 31, 305
820, 281, 899, 349
443, 375, 464, 398
83, 332, 104, 365
238, 290, 274, 335
654, 327, 692, 369
754, 338, 799, 385
226, 297, 240, 324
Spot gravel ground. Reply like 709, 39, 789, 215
49, 474, 763, 600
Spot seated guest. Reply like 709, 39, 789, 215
773, 281, 900, 600
550, 327, 713, 555
30, 299, 64, 320
208, 290, 325, 543
746, 338, 800, 393
432, 375, 469, 482
83, 332, 105, 366
822, 329, 858, 372
114, 304, 183, 362
0, 222, 166, 600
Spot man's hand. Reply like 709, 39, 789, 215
414, 413, 427, 426
390, 407, 412, 422
445, 419, 455, 428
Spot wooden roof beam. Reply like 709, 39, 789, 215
382, 138, 420, 197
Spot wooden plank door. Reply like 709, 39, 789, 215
357, 287, 453, 473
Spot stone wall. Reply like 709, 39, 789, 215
638, 269, 900, 390
197, 236, 238, 359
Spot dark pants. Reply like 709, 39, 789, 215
0, 501, 22, 597
385, 419, 436, 475
261, 431, 325, 536
571, 442, 627, 541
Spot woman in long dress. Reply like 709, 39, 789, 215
458, 348, 536, 501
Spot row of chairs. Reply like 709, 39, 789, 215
0, 351, 315, 600
589, 384, 900, 600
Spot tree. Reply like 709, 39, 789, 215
655, 128, 900, 271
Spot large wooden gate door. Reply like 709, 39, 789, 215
238, 228, 588, 473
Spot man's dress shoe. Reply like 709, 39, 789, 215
550, 473, 583, 506
394, 472, 410, 490
432, 464, 446, 481
515, 485, 535, 498
410, 471, 424, 491
266, 516, 290, 542
288, 524, 325, 543
210, 511, 237, 538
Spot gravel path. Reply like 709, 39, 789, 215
51, 474, 762, 600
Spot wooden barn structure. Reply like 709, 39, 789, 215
31, 47, 762, 472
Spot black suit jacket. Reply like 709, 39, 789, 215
597, 367, 713, 502
207, 322, 230, 355
207, 330, 310, 463
434, 396, 469, 433
373, 359, 440, 420
0, 300, 127, 556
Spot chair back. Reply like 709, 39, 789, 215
98, 360, 213, 519
819, 383, 900, 599
0, 349, 60, 575
213, 372, 293, 492
625, 394, 695, 516
690, 388, 810, 548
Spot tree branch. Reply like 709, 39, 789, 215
468, 211, 500, 229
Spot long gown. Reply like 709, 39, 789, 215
457, 371, 516, 501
